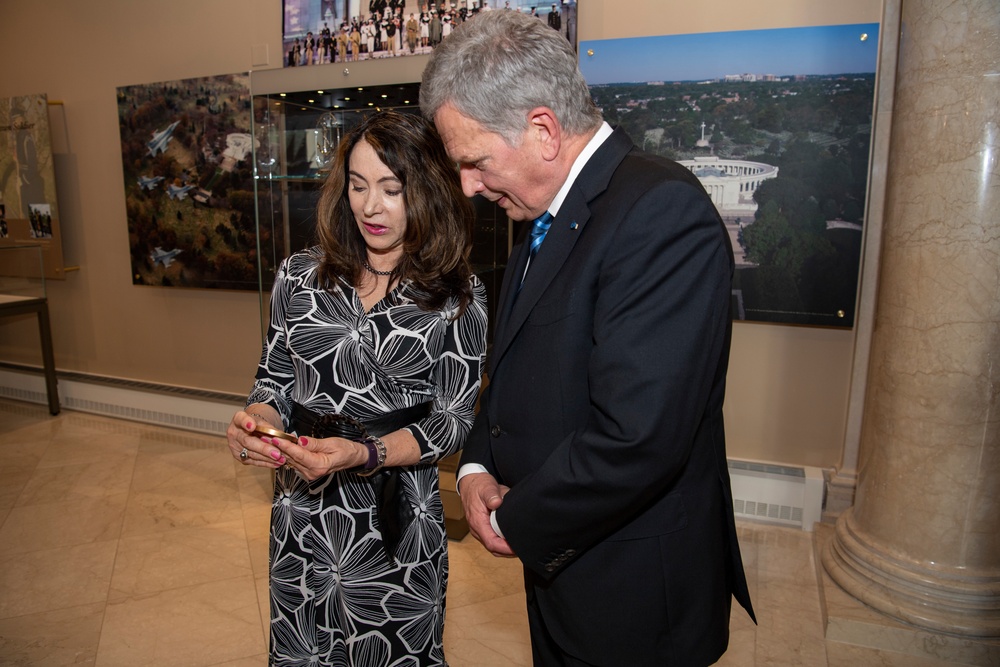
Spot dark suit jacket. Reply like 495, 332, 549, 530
462, 127, 755, 666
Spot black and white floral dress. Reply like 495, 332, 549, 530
247, 249, 487, 666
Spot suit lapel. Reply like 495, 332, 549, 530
491, 231, 531, 360
490, 128, 635, 373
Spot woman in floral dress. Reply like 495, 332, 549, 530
226, 111, 487, 666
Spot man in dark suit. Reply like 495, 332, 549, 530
422, 10, 755, 666
547, 2, 560, 31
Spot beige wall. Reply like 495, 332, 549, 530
0, 0, 281, 394
0, 0, 882, 469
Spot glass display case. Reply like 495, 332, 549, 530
250, 79, 513, 539
0, 244, 47, 299
250, 81, 512, 346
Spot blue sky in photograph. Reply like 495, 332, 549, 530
579, 23, 880, 85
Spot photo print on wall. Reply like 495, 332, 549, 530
281, 0, 577, 68
116, 73, 269, 290
581, 23, 880, 327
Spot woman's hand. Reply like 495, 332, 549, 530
225, 407, 288, 469
270, 435, 368, 482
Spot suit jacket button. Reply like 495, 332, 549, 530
545, 564, 556, 572
490, 425, 501, 438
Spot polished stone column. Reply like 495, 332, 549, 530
822, 0, 999, 639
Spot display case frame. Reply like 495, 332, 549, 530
249, 68, 512, 540
249, 72, 511, 346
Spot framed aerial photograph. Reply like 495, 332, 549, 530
581, 23, 880, 327
117, 73, 264, 290
281, 0, 576, 68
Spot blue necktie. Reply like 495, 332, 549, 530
528, 211, 553, 260
517, 211, 553, 296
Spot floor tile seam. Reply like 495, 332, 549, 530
10, 488, 133, 513
109, 521, 253, 572
445, 589, 528, 612
823, 637, 987, 667
98, 507, 127, 648
0, 533, 124, 559
104, 570, 262, 606
448, 592, 524, 609
200, 651, 271, 667
0, 599, 109, 625
107, 550, 259, 589
241, 505, 270, 640
92, 633, 267, 667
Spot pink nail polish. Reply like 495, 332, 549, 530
299, 437, 308, 445
246, 421, 254, 430
270, 450, 282, 460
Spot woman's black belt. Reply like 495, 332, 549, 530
288, 401, 433, 565
289, 401, 431, 440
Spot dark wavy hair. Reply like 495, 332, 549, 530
314, 110, 476, 316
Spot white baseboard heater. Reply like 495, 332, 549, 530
0, 366, 240, 436
728, 458, 824, 531
2, 367, 826, 531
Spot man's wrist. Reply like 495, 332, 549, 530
456, 462, 491, 495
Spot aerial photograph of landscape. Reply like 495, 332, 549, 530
117, 73, 263, 290
581, 23, 880, 327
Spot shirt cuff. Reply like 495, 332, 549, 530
489, 510, 505, 539
455, 463, 490, 495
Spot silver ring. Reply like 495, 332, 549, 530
239, 448, 249, 461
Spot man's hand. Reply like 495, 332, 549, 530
459, 472, 515, 557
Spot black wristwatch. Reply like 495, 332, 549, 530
357, 435, 387, 477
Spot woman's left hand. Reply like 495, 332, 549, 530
267, 435, 368, 481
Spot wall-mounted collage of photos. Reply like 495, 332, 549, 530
282, 0, 577, 66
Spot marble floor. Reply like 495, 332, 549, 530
0, 398, 972, 666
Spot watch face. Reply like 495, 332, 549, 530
253, 423, 299, 443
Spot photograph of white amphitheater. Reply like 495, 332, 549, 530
582, 23, 880, 327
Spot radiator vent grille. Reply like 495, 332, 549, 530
729, 459, 824, 531
63, 397, 231, 434
0, 384, 46, 404
0, 367, 239, 436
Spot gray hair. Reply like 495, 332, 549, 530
420, 10, 602, 145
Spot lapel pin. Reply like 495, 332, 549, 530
569, 222, 579, 230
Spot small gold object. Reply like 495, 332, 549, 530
253, 423, 299, 443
